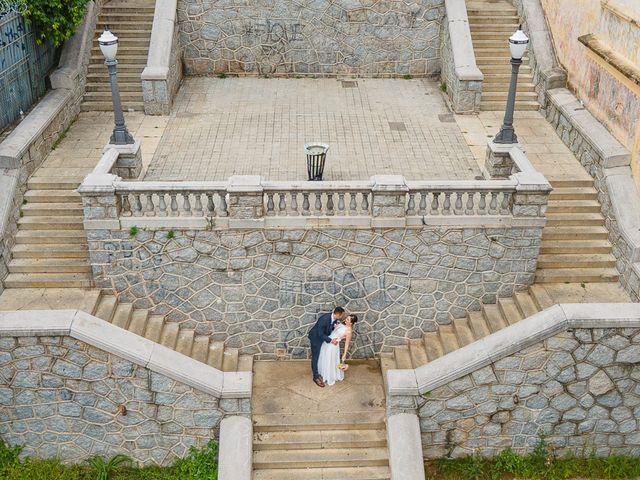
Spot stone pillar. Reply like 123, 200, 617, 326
104, 141, 142, 179
485, 141, 516, 178
512, 171, 552, 218
371, 175, 408, 228
227, 175, 264, 227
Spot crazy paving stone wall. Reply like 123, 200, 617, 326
88, 226, 542, 359
178, 0, 444, 76
0, 336, 248, 465
418, 328, 640, 458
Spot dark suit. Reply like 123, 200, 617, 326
308, 312, 334, 379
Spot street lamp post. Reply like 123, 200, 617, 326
98, 28, 135, 145
493, 25, 530, 144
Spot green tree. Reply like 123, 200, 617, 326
20, 0, 90, 47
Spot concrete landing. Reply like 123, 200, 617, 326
0, 288, 101, 312
537, 282, 631, 304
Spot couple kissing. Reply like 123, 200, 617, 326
308, 306, 358, 388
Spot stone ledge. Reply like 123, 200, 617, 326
0, 170, 18, 239
0, 309, 252, 399
388, 303, 640, 396
547, 88, 631, 168
578, 33, 640, 89
142, 0, 178, 81
218, 416, 252, 480
387, 413, 426, 480
603, 167, 640, 262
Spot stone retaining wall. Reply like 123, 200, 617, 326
88, 226, 543, 359
178, 0, 444, 76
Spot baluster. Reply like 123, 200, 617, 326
443, 192, 452, 215
302, 192, 311, 216
361, 192, 370, 214
194, 193, 204, 216
120, 194, 132, 217
454, 191, 463, 215
290, 192, 299, 216
418, 191, 427, 215
478, 192, 487, 215
489, 192, 498, 215
169, 193, 179, 216
349, 192, 358, 214
158, 193, 168, 217
278, 193, 287, 215
133, 193, 143, 217
266, 193, 275, 216
314, 192, 322, 216
431, 192, 440, 215
406, 192, 416, 215
182, 192, 192, 216
465, 192, 475, 215
144, 193, 155, 216
219, 193, 228, 217
326, 193, 335, 216
206, 193, 216, 217
501, 192, 512, 214
338, 192, 346, 214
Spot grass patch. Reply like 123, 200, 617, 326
52, 120, 75, 150
167, 230, 175, 240
217, 73, 227, 79
1, 439, 219, 480
403, 74, 413, 79
440, 81, 447, 92
128, 226, 139, 237
425, 441, 640, 480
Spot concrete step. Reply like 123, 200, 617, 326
102, 6, 155, 13
482, 304, 507, 333
514, 291, 539, 318
90, 55, 148, 65
481, 101, 539, 111
207, 341, 225, 369
21, 203, 83, 216
498, 297, 523, 325
254, 429, 387, 450
128, 309, 148, 336
379, 354, 396, 392
112, 303, 134, 329
468, 16, 520, 24
546, 213, 605, 226
176, 329, 195, 356
222, 347, 239, 372
541, 226, 609, 240
482, 83, 536, 93
86, 72, 143, 82
3, 273, 92, 288
550, 179, 594, 188
238, 354, 254, 372
537, 253, 617, 269
85, 82, 143, 93
15, 230, 87, 245
529, 284, 555, 310
549, 186, 598, 200
160, 322, 179, 349
253, 412, 386, 433
81, 101, 145, 112
18, 216, 84, 230
95, 295, 118, 322
24, 190, 80, 203
423, 331, 445, 361
8, 258, 91, 274
192, 336, 210, 363
480, 65, 533, 74
144, 315, 164, 343
469, 23, 522, 30
438, 325, 460, 354
253, 447, 388, 469
467, 7, 517, 15
546, 199, 601, 213
84, 91, 143, 101
453, 317, 475, 346
540, 239, 613, 254
252, 466, 391, 480
535, 268, 619, 283
10, 244, 88, 259
92, 31, 151, 40
87, 63, 145, 73
98, 13, 155, 21
472, 33, 525, 41
408, 339, 428, 368
27, 178, 79, 190
393, 345, 412, 369
481, 91, 538, 101
468, 311, 491, 339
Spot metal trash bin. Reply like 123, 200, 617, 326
304, 143, 329, 181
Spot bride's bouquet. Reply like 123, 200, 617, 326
337, 363, 349, 371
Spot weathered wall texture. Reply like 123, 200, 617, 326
0, 336, 248, 465
88, 226, 542, 359
540, 0, 640, 182
419, 327, 640, 458
177, 0, 444, 76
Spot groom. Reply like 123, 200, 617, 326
308, 306, 345, 387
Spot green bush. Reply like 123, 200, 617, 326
20, 0, 91, 47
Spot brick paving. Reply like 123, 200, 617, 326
144, 77, 482, 181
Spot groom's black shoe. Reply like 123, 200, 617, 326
313, 376, 325, 388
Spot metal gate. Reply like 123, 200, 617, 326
0, 2, 57, 131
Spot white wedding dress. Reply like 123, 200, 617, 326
318, 324, 347, 386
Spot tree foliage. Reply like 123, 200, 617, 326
20, 0, 90, 47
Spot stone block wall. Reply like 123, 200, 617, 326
178, 0, 444, 76
0, 335, 247, 465
87, 225, 543, 359
417, 327, 640, 458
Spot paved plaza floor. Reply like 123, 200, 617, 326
144, 77, 482, 181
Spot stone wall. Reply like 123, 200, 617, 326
0, 334, 248, 465
417, 326, 640, 457
178, 0, 444, 76
88, 225, 543, 359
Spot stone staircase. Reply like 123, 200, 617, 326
467, 0, 538, 111
4, 178, 92, 288
93, 292, 252, 372
538, 179, 618, 283
82, 0, 154, 112
251, 361, 389, 480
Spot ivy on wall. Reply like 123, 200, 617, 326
20, 0, 90, 47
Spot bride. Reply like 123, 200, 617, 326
318, 314, 358, 386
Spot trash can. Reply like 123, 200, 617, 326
304, 143, 329, 181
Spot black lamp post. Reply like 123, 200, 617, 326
98, 27, 135, 145
493, 25, 530, 144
